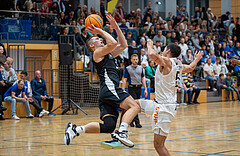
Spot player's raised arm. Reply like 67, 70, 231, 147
107, 14, 128, 58
86, 24, 118, 61
147, 39, 171, 67
182, 51, 203, 73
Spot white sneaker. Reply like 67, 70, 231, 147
12, 115, 20, 120
213, 88, 217, 92
26, 114, 34, 118
64, 122, 79, 145
180, 103, 187, 105
39, 109, 49, 118
111, 130, 134, 148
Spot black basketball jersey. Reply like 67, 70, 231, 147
93, 53, 120, 86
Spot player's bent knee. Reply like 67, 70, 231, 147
100, 116, 117, 133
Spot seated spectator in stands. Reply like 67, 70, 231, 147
113, 2, 125, 23
214, 57, 224, 79
4, 80, 34, 120
166, 32, 172, 46
0, 46, 7, 67
147, 25, 156, 39
232, 64, 240, 87
0, 71, 7, 120
183, 49, 194, 65
154, 41, 161, 54
204, 58, 217, 91
183, 73, 201, 104
40, 2, 49, 13
74, 27, 85, 46
233, 42, 240, 58
31, 70, 55, 116
171, 32, 178, 42
59, 12, 68, 25
225, 73, 240, 100
80, 27, 90, 44
49, 2, 59, 14
200, 44, 208, 56
40, 23, 50, 40
119, 19, 128, 34
1, 61, 17, 91
153, 30, 166, 46
177, 77, 187, 105
137, 31, 148, 45
42, 0, 52, 8
209, 50, 216, 64
217, 73, 234, 100
179, 38, 188, 59
137, 38, 147, 50
145, 60, 155, 92
126, 32, 134, 45
15, 71, 49, 117
140, 48, 148, 66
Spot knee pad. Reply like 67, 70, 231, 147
100, 116, 117, 133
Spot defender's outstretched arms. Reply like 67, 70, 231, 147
107, 15, 128, 58
147, 39, 171, 68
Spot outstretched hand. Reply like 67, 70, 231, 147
147, 39, 154, 49
86, 24, 103, 35
194, 50, 203, 61
106, 14, 118, 30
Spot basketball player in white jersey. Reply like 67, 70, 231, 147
137, 39, 203, 155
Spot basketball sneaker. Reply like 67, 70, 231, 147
39, 109, 49, 118
111, 130, 134, 148
64, 122, 79, 145
100, 140, 125, 149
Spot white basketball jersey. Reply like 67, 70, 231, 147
155, 58, 183, 104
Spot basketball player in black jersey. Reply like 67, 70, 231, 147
64, 15, 140, 148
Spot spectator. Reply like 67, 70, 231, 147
225, 73, 240, 100
141, 61, 150, 88
145, 60, 155, 92
182, 73, 201, 104
173, 14, 182, 28
165, 12, 172, 21
138, 38, 147, 50
42, 0, 52, 8
194, 7, 201, 21
49, 2, 59, 14
16, 0, 27, 11
154, 41, 161, 54
166, 32, 172, 45
229, 18, 235, 36
63, 0, 72, 16
56, 0, 65, 13
209, 50, 216, 64
192, 32, 201, 49
0, 71, 7, 120
147, 25, 156, 39
177, 77, 187, 105
4, 80, 34, 120
178, 37, 188, 57
153, 30, 166, 46
74, 3, 81, 20
59, 12, 68, 25
135, 8, 143, 27
0, 46, 7, 67
80, 27, 90, 44
183, 49, 194, 65
180, 6, 189, 18
143, 8, 153, 23
214, 57, 226, 78
119, 19, 128, 34
113, 2, 125, 23
40, 2, 49, 13
31, 70, 55, 116
123, 54, 148, 128
203, 58, 217, 91
221, 11, 231, 27
126, 32, 134, 45
233, 42, 240, 57
1, 61, 17, 90
217, 73, 234, 100
140, 48, 148, 66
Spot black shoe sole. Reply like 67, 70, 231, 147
65, 132, 70, 145
111, 134, 134, 148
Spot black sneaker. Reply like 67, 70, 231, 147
135, 123, 142, 128
129, 122, 134, 127
193, 101, 200, 104
0, 115, 5, 120
111, 130, 134, 148
0, 106, 7, 111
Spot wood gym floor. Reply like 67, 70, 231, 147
0, 101, 240, 156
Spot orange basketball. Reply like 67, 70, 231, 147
85, 14, 103, 29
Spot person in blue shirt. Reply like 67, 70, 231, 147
0, 72, 7, 120
232, 64, 240, 87
31, 70, 55, 116
233, 42, 240, 58
4, 80, 34, 120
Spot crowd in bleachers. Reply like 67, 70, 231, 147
1, 0, 240, 109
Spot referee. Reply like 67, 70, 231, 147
123, 54, 148, 128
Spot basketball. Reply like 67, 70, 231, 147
85, 14, 103, 29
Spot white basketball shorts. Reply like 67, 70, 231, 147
139, 99, 177, 136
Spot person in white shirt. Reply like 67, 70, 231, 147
140, 48, 148, 66
204, 58, 217, 91
154, 41, 161, 54
178, 37, 188, 58
137, 39, 203, 155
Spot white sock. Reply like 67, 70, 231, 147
76, 126, 85, 134
119, 122, 128, 132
